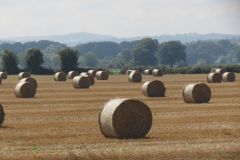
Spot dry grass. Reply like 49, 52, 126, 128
0, 74, 239, 160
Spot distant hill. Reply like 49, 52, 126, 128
0, 40, 66, 54
1, 32, 240, 46
153, 33, 240, 43
0, 32, 119, 46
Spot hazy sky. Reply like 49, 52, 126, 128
0, 0, 240, 38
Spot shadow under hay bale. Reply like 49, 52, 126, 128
183, 83, 211, 103
72, 76, 90, 89
68, 71, 78, 79
88, 70, 97, 77
207, 73, 222, 83
144, 69, 152, 75
19, 77, 38, 89
14, 82, 36, 98
152, 69, 163, 77
54, 72, 67, 81
128, 71, 142, 83
0, 72, 7, 79
0, 104, 5, 126
98, 98, 152, 139
222, 72, 235, 82
96, 71, 109, 80
142, 80, 166, 97
18, 72, 30, 80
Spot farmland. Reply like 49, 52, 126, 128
0, 74, 239, 160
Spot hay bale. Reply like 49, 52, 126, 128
80, 72, 91, 76
81, 74, 95, 85
18, 72, 30, 80
126, 70, 140, 75
207, 73, 222, 83
215, 68, 226, 75
19, 77, 38, 89
144, 69, 152, 75
88, 70, 97, 77
0, 104, 5, 126
210, 68, 219, 73
126, 70, 134, 75
222, 72, 235, 82
0, 72, 7, 79
80, 72, 95, 85
128, 71, 142, 83
54, 72, 67, 81
98, 98, 152, 138
14, 82, 36, 98
72, 76, 90, 88
142, 80, 166, 97
96, 71, 109, 80
152, 69, 163, 77
183, 83, 211, 103
68, 71, 78, 79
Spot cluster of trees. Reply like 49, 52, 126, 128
0, 37, 239, 74
186, 39, 240, 65
1, 48, 79, 74
108, 38, 186, 69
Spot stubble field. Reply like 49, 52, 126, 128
0, 74, 239, 160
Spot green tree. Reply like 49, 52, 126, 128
133, 38, 158, 66
119, 49, 132, 62
25, 48, 44, 73
84, 52, 98, 67
2, 50, 19, 74
157, 41, 186, 66
58, 48, 79, 72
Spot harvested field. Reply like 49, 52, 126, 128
0, 74, 239, 160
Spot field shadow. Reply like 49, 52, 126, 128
0, 125, 13, 129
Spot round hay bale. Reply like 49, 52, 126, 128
126, 70, 134, 75
152, 69, 163, 77
215, 68, 226, 75
0, 104, 5, 126
98, 98, 152, 139
19, 77, 38, 89
68, 71, 78, 79
0, 72, 7, 79
183, 83, 211, 103
207, 73, 222, 83
142, 80, 166, 97
144, 69, 152, 75
72, 76, 90, 88
96, 71, 109, 80
81, 74, 95, 85
54, 72, 67, 81
222, 72, 235, 82
127, 70, 140, 75
210, 68, 219, 73
18, 72, 30, 80
80, 72, 91, 76
14, 82, 36, 98
128, 71, 142, 83
88, 70, 97, 77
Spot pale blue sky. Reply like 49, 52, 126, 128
0, 0, 239, 38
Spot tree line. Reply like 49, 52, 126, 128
1, 48, 79, 74
0, 37, 239, 74
0, 38, 187, 74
